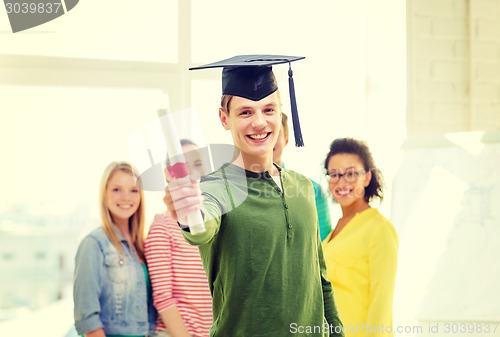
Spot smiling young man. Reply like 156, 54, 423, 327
163, 55, 344, 337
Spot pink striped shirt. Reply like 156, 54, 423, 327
144, 213, 212, 336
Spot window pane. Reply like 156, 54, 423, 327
0, 0, 178, 62
0, 85, 167, 213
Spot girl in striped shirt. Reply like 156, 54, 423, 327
144, 140, 212, 337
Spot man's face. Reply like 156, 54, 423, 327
220, 91, 282, 161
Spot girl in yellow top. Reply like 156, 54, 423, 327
322, 138, 398, 337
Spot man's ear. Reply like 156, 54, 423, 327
219, 108, 230, 130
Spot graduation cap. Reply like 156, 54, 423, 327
190, 54, 306, 147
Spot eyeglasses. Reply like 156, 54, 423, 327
326, 168, 366, 183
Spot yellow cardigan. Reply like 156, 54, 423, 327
322, 208, 398, 337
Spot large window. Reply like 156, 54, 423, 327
0, 0, 178, 62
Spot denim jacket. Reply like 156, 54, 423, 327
73, 226, 157, 336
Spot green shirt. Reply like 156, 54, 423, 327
311, 179, 333, 241
281, 163, 333, 241
183, 163, 344, 337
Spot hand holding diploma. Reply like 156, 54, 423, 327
158, 108, 206, 235
163, 178, 205, 232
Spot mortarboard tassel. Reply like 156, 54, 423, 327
288, 64, 304, 147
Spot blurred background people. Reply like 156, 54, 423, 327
145, 139, 212, 337
322, 138, 398, 337
73, 161, 156, 337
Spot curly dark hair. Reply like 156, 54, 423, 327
324, 138, 384, 203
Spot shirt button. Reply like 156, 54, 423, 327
276, 187, 281, 193
288, 224, 292, 229
119, 259, 124, 265
284, 204, 289, 209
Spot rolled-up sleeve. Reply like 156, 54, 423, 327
182, 192, 222, 246
73, 236, 103, 334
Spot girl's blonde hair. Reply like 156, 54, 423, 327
99, 161, 145, 260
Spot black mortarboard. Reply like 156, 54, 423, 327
189, 54, 306, 147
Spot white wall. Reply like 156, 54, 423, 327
401, 1, 500, 334
407, 0, 500, 136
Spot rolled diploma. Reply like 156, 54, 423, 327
157, 108, 206, 235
